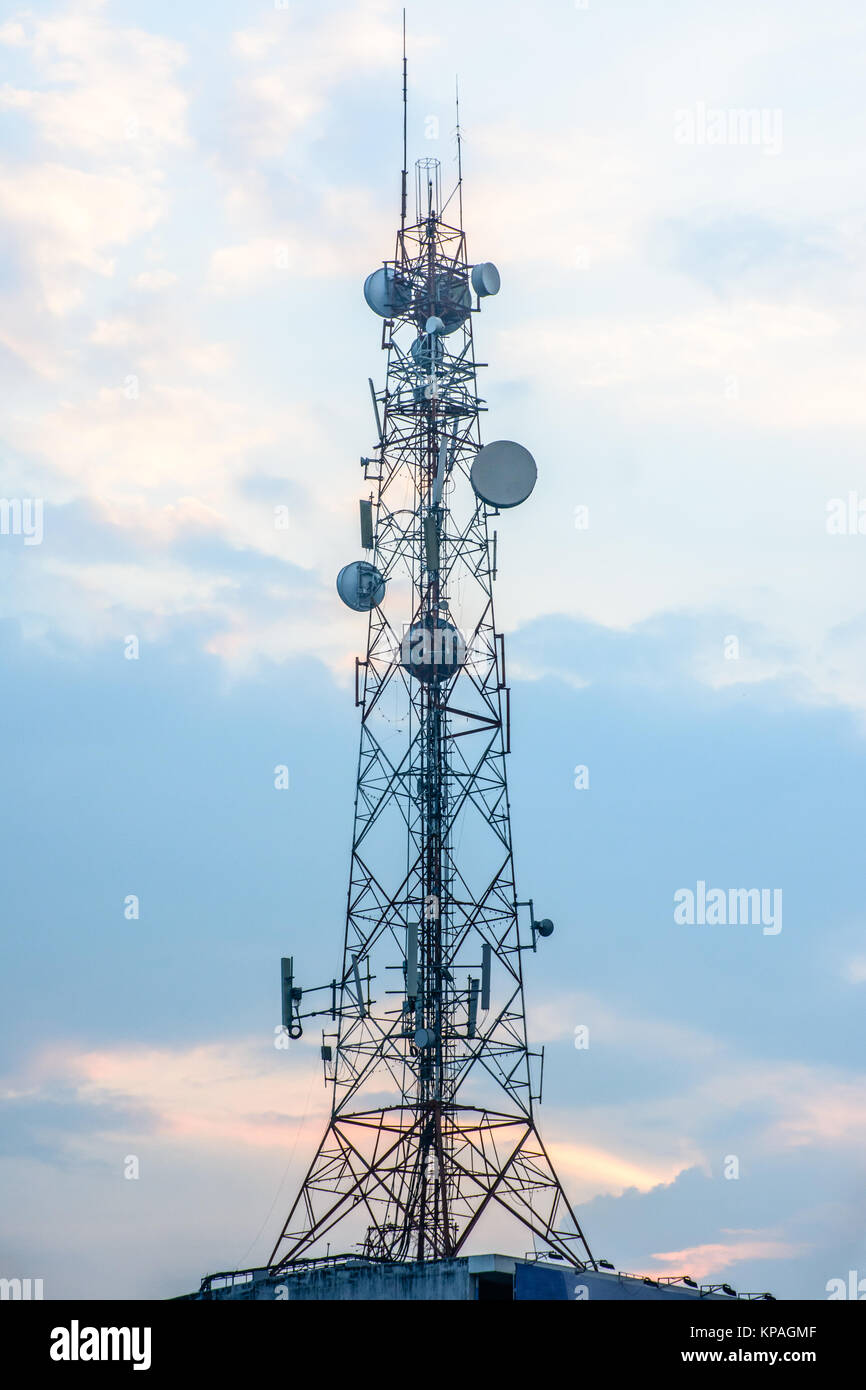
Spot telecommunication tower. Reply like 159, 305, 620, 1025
270, 48, 595, 1274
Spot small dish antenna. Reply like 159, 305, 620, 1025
470, 440, 537, 509
336, 560, 386, 612
471, 262, 501, 297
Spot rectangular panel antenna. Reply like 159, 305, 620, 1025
359, 498, 374, 549
423, 513, 439, 571
406, 923, 419, 997
280, 957, 294, 1030
467, 977, 479, 1039
481, 942, 491, 1011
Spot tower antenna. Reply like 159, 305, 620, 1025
455, 75, 463, 227
265, 85, 594, 1276
401, 9, 408, 230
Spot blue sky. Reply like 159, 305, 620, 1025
1, 0, 865, 1300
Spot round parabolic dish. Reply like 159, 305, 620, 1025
336, 560, 386, 612
363, 267, 412, 318
470, 262, 501, 297
410, 333, 444, 369
470, 441, 537, 509
401, 617, 465, 682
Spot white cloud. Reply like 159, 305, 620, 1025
0, 3, 190, 155
208, 234, 348, 293
0, 162, 165, 314
495, 302, 854, 428
225, 2, 404, 160
133, 269, 178, 291
14, 382, 273, 499
536, 992, 866, 1201
1, 0, 864, 731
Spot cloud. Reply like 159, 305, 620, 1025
204, 173, 387, 294
0, 1026, 849, 1294
2, 0, 864, 1308
0, 2, 190, 156
495, 301, 857, 429
469, 122, 643, 273
224, 2, 403, 162
0, 1034, 329, 1296
12, 383, 273, 498
133, 269, 178, 291
549, 1139, 692, 1203
768, 1075, 866, 1149
655, 213, 843, 298
0, 161, 165, 314
207, 235, 348, 294
7, 1036, 328, 1157
531, 990, 866, 1221
528, 988, 723, 1063
2, 3, 863, 728
647, 1235, 805, 1281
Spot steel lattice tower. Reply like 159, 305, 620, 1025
269, 114, 595, 1273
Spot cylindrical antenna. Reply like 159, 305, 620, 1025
431, 438, 447, 507
368, 376, 383, 444
350, 953, 367, 1019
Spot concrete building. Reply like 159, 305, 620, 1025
178, 1255, 747, 1302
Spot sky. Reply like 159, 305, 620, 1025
1, 0, 865, 1301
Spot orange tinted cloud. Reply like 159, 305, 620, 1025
642, 1236, 806, 1282
20, 1036, 329, 1153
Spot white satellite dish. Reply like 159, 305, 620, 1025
470, 440, 537, 509
336, 560, 386, 612
471, 262, 501, 297
363, 267, 411, 318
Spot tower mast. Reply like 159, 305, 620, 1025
270, 48, 594, 1273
